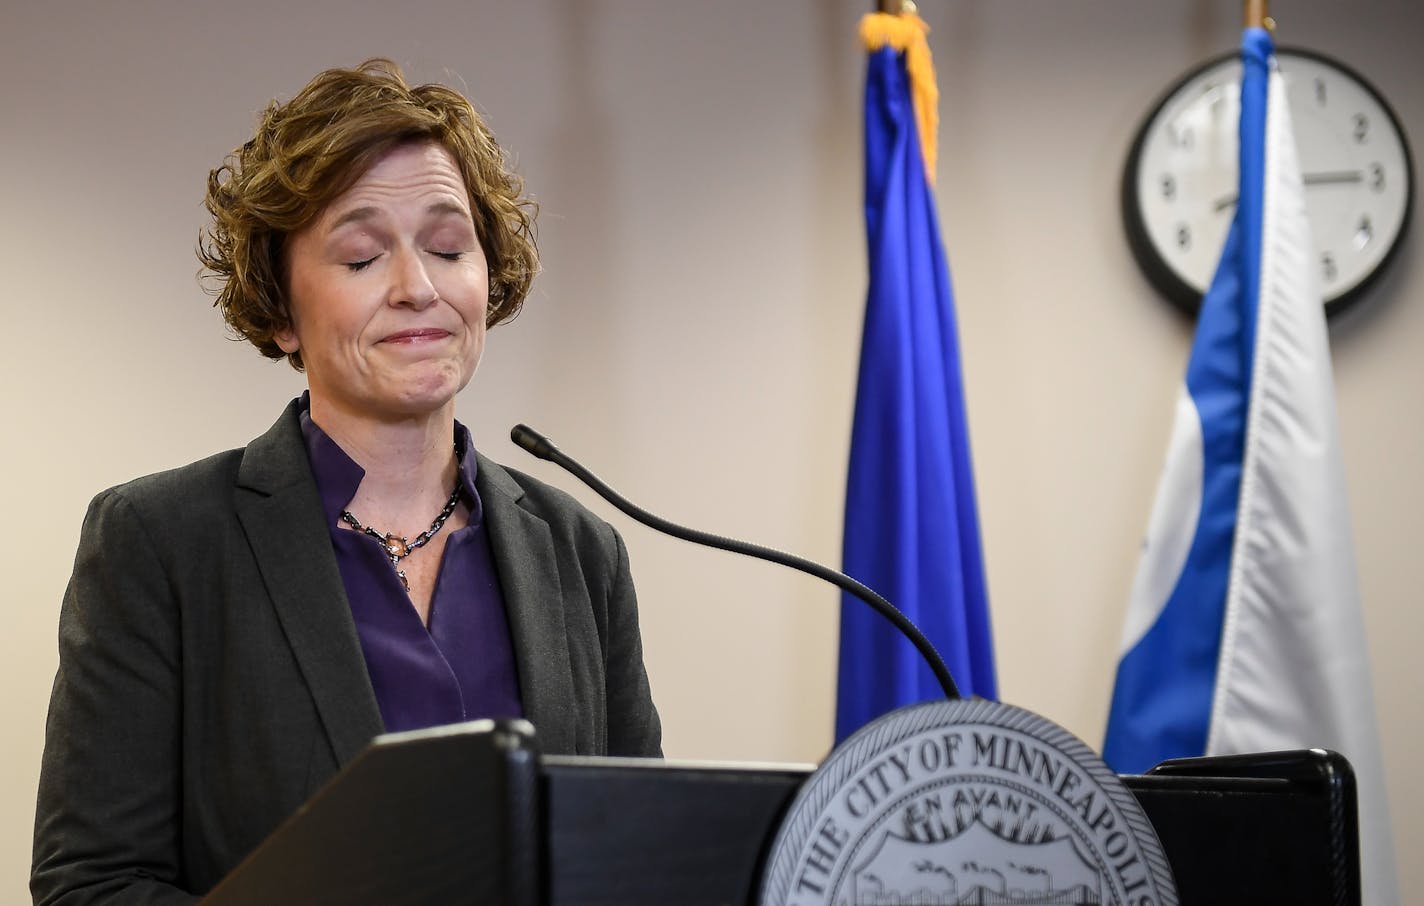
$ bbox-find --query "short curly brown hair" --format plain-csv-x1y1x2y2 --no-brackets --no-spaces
200,59,538,370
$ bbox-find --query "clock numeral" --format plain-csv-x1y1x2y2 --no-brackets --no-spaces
1370,163,1385,191
1204,82,1227,119
1356,216,1374,249
1161,174,1176,201
1176,223,1191,251
1314,78,1327,106
1322,252,1338,283
1353,113,1369,143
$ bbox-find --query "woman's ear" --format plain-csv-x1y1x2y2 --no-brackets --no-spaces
274,325,300,355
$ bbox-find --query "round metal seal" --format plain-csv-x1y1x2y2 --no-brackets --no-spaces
760,699,1177,906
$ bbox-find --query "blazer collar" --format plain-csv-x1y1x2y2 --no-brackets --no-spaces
475,454,580,755
234,399,384,766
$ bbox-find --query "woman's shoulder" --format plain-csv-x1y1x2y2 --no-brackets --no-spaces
94,401,306,522
72,447,257,570
475,453,619,544
477,454,588,513
99,448,248,515
73,452,251,560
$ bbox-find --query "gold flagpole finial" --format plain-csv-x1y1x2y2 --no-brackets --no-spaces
861,2,937,183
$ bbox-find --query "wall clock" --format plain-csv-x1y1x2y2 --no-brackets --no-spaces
1122,47,1414,318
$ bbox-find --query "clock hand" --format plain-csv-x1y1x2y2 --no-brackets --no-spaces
1211,169,1366,213
1302,169,1364,185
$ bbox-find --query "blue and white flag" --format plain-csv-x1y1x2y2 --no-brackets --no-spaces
1104,28,1397,903
836,11,996,743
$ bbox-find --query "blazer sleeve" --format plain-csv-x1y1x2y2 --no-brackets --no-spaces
603,524,662,758
32,489,198,906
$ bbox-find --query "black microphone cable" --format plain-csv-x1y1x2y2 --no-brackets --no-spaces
510,424,960,701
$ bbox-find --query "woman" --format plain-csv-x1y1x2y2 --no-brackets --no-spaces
33,59,660,904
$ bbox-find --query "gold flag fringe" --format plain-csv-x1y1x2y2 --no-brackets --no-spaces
860,10,939,186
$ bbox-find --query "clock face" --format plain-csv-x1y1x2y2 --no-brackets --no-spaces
1124,48,1414,317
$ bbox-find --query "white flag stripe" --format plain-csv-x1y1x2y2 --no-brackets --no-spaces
1119,388,1203,654
1210,65,1398,905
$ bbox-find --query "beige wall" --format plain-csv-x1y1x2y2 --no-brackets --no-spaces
3,0,1420,899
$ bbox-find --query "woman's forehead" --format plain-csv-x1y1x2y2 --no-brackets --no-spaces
320,142,473,228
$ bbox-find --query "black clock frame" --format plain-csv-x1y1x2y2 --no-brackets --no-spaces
1121,45,1415,321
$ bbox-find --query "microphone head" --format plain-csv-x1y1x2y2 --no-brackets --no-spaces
510,424,557,461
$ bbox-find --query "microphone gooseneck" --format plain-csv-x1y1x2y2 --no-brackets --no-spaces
509,424,961,700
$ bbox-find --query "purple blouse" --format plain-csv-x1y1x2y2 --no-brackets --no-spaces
299,405,524,732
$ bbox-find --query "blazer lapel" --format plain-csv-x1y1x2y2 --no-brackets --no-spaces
234,401,384,766
477,455,578,754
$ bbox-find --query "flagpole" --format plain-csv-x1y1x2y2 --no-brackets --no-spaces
1243,0,1271,29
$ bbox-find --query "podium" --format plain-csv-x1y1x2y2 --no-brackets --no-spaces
201,720,1360,906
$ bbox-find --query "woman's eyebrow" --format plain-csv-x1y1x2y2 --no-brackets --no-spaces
327,205,381,232
424,200,473,221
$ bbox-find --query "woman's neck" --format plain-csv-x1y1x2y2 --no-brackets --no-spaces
308,395,461,531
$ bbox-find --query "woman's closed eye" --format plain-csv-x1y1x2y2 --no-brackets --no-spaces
343,248,467,271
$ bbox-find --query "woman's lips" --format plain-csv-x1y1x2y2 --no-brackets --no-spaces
381,328,451,344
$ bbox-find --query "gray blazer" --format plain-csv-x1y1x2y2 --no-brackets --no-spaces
32,400,660,905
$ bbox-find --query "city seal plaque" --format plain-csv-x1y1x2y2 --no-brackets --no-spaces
759,698,1178,906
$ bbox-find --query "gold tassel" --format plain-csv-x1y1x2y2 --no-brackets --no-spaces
860,9,939,186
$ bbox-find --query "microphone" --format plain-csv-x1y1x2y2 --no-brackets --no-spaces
510,424,960,700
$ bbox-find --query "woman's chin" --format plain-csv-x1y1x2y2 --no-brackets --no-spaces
385,381,463,419
311,378,465,425
390,358,476,405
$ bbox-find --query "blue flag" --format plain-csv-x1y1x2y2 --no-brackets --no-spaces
836,15,996,743
1102,29,1268,773
1104,28,1396,900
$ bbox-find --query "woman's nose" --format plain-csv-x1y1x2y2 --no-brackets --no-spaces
391,248,439,309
